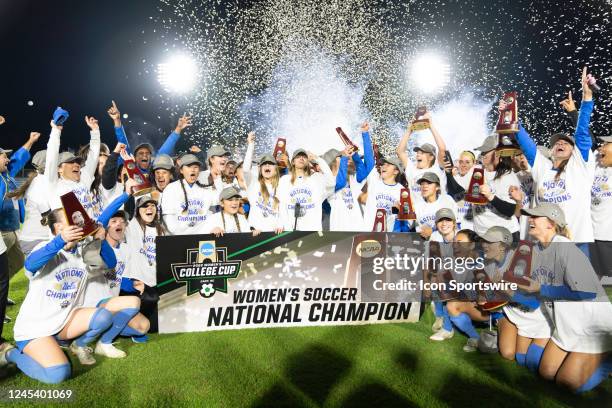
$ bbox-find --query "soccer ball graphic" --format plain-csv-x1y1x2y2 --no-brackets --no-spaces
200,283,215,298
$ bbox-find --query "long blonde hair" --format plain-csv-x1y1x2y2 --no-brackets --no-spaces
289,159,312,184
258,165,280,210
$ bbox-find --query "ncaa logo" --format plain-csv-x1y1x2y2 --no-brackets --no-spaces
200,242,215,257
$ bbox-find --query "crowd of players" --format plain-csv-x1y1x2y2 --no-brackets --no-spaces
0,67,610,391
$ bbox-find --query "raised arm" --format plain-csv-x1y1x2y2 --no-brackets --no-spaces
8,132,39,177
396,127,412,169
242,132,256,185
24,226,83,274
335,155,349,192
45,121,62,185
158,114,192,156
82,116,101,184
107,101,132,153
574,67,594,161
426,113,447,165
355,122,374,182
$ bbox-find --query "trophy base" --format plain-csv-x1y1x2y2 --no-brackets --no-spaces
496,147,522,157
133,186,154,197
397,211,417,221
480,300,508,311
465,195,488,205
496,125,519,134
77,223,100,241
410,120,430,132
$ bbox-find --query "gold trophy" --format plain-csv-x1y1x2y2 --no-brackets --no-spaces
335,127,358,152
124,159,153,196
372,209,387,232
273,138,287,168
398,188,417,220
496,92,521,157
464,167,488,205
60,192,99,239
503,240,533,286
410,106,430,132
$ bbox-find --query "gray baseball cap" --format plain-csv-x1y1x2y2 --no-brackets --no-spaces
152,154,174,171
207,145,230,158
381,156,405,173
259,154,277,166
136,195,157,208
413,143,436,154
549,132,575,148
32,150,47,170
521,202,567,228
0,147,13,156
322,149,341,166
417,171,440,185
291,148,308,161
435,208,456,223
598,136,612,144
220,186,241,201
58,151,84,166
475,135,498,153
134,143,154,155
179,154,202,167
479,226,513,245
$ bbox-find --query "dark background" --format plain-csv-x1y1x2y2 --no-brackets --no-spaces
1,0,610,157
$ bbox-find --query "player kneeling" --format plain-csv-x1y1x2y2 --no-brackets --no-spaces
0,209,117,383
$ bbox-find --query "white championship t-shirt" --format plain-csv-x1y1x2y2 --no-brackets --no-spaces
472,170,520,236
591,158,612,241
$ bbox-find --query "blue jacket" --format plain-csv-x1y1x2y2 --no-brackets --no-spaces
0,147,30,231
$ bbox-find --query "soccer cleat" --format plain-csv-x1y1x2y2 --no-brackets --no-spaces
69,342,96,365
0,343,14,367
131,335,149,344
429,328,454,341
463,337,479,352
431,317,443,332
95,342,127,359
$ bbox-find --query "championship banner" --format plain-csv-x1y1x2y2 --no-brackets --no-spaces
155,232,426,333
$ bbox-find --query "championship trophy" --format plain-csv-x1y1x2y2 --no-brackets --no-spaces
124,159,153,196
410,106,430,132
503,240,533,286
273,138,287,168
372,209,386,232
60,192,99,239
398,188,417,220
496,92,521,157
473,270,508,311
335,127,358,153
464,167,488,205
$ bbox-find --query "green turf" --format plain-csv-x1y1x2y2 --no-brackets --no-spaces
1,272,611,408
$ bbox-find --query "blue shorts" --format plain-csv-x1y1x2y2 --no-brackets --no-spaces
16,333,64,351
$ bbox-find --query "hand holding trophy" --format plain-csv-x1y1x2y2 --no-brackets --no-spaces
121,147,153,196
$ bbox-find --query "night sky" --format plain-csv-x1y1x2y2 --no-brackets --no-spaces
1,0,611,158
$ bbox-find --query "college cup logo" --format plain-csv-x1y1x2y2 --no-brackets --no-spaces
170,240,241,298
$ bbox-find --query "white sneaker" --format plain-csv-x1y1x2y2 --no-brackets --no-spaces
95,341,126,359
69,342,96,365
463,337,479,352
0,343,15,367
431,317,444,332
429,328,454,341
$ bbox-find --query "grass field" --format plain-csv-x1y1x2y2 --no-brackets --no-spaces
1,272,611,408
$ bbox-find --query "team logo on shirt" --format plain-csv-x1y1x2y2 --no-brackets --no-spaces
170,240,242,298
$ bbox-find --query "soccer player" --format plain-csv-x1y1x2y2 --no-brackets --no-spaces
518,203,612,392
0,210,117,383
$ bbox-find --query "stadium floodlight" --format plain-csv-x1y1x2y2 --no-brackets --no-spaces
410,54,451,94
157,54,199,94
